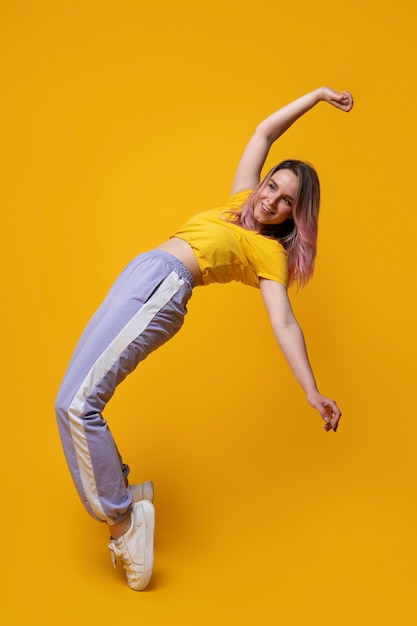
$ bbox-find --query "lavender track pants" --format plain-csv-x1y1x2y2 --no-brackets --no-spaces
55,250,194,525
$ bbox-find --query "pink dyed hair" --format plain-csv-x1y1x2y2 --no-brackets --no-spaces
228,160,320,287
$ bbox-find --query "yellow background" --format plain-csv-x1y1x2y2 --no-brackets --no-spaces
1,0,416,624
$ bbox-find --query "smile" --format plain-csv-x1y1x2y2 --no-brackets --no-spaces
261,202,274,215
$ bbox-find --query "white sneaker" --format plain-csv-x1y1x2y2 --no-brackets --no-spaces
108,500,155,591
128,481,154,503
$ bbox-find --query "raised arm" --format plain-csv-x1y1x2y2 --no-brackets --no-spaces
232,86,353,195
260,278,342,432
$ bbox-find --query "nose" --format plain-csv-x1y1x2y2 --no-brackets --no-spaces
267,189,277,206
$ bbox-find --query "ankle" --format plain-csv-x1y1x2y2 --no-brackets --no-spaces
109,513,131,539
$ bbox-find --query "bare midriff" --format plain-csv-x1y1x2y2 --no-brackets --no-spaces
157,237,203,286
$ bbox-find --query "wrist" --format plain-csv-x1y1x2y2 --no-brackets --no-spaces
305,387,320,403
314,87,326,103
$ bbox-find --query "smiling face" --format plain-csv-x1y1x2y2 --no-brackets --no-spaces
253,169,299,226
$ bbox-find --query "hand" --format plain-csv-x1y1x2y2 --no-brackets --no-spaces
320,87,354,113
306,390,342,432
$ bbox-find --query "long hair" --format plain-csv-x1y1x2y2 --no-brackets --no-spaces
228,160,320,287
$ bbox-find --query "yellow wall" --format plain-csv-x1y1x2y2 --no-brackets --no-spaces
1,0,417,624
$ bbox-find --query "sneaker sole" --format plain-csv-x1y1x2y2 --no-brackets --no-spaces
128,481,154,503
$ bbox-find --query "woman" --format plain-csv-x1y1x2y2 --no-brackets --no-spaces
55,85,353,591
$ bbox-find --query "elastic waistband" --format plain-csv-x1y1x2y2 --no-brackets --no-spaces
146,249,195,288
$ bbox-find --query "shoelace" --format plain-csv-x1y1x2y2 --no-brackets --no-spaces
109,546,117,569
108,539,129,570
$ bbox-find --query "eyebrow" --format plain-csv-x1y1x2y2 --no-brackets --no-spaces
269,177,295,201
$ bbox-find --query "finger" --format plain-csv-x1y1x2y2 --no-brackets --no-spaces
343,92,354,111
324,404,334,419
329,99,351,112
324,403,341,432
331,411,342,431
322,410,332,431
332,92,353,111
332,412,342,432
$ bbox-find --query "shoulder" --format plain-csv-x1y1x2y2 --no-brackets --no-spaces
225,189,253,210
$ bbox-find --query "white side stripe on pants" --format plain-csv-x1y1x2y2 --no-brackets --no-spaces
67,271,184,522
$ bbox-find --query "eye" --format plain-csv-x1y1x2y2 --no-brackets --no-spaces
268,182,276,191
283,197,292,206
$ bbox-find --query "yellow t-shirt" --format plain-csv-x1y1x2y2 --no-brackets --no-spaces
172,190,288,288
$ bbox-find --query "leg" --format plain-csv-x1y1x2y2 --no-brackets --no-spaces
55,250,194,525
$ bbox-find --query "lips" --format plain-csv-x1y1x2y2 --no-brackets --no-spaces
261,202,273,216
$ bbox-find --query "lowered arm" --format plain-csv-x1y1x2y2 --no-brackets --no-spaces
260,277,342,431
